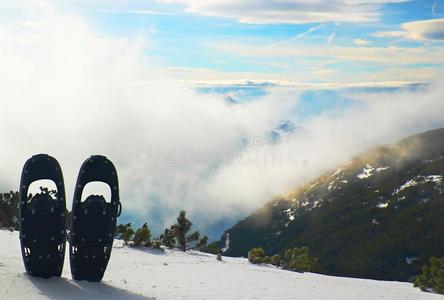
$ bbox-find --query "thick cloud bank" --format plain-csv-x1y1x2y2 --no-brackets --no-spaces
1,1,443,237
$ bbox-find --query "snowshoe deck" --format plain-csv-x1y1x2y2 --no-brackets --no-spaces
70,155,121,282
19,154,66,278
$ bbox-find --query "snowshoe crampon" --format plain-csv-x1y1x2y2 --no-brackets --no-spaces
70,155,121,282
19,154,66,278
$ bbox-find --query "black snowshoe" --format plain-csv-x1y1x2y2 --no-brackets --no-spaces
19,154,67,278
69,155,121,282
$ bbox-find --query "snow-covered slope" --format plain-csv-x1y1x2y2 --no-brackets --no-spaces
0,230,440,300
223,128,444,282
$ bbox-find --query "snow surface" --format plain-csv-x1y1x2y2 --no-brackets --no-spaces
392,175,443,195
377,202,389,209
0,230,442,300
357,165,390,180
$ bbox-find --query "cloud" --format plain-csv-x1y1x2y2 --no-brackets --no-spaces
372,18,444,41
372,31,406,38
212,41,444,66
327,33,336,46
205,76,444,222
353,38,371,46
402,18,444,40
157,0,410,24
0,1,293,235
1,1,444,239
269,24,325,47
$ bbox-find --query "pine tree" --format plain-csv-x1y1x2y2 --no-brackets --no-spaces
123,226,135,245
160,227,176,249
133,222,152,247
414,257,444,294
173,210,195,251
115,223,132,238
188,230,200,245
0,191,19,230
174,210,191,251
280,247,317,272
248,247,265,264
204,241,222,255
197,235,208,250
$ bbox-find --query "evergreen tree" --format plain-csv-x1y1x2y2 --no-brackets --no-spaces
151,239,164,251
188,230,200,246
173,210,199,251
0,191,19,230
115,223,132,238
279,247,317,272
160,227,176,249
204,241,222,255
248,247,265,264
197,235,208,250
174,210,192,251
133,222,152,247
270,254,280,266
123,226,135,245
414,257,444,294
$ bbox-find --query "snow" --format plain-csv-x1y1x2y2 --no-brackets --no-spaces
420,198,429,204
309,181,319,189
376,167,390,172
392,175,443,195
221,233,230,253
377,202,389,209
357,164,375,179
284,208,296,220
312,199,322,208
357,165,390,179
331,168,342,177
425,156,444,164
406,257,418,265
0,230,441,300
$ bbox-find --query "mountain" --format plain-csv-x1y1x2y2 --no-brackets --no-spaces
221,128,444,282
270,120,298,143
224,95,240,105
0,230,439,299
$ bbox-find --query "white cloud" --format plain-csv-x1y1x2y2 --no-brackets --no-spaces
327,33,336,46
312,68,336,76
213,42,444,66
372,31,406,38
402,18,444,40
0,1,293,234
353,38,371,46
205,76,444,216
372,18,444,41
157,0,410,24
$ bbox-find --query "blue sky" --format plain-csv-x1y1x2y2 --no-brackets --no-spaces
56,0,444,90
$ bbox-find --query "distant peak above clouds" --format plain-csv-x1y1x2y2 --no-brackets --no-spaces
157,0,410,24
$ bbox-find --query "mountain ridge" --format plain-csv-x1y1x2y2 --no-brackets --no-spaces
221,128,444,281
